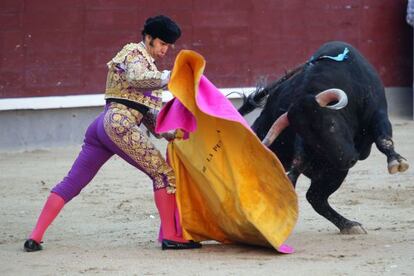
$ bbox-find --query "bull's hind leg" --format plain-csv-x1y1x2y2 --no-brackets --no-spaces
306,169,367,234
372,111,409,174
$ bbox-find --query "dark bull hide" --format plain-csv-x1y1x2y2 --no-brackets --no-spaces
238,41,409,234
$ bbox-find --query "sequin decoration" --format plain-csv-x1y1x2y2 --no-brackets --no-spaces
105,42,163,111
103,103,176,193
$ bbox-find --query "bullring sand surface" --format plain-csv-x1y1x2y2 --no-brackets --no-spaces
0,117,413,275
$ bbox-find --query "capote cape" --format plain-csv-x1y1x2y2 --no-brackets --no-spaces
156,50,298,252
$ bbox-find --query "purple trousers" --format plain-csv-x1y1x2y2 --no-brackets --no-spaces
52,102,176,203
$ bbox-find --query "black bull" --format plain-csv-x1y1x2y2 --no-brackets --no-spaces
238,41,409,234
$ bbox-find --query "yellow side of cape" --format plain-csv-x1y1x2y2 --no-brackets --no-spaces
167,50,298,249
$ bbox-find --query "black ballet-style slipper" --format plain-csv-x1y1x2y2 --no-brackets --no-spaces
23,239,43,252
161,239,202,250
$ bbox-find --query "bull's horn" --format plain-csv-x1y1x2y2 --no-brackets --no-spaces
315,88,348,110
262,112,289,147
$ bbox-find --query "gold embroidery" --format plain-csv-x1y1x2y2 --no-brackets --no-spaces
105,42,164,111
108,43,140,66
104,103,176,192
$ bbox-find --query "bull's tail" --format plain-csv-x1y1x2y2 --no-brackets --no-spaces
237,63,306,116
237,82,269,116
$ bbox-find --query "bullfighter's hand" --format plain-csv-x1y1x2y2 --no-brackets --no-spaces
160,70,171,87
160,131,176,141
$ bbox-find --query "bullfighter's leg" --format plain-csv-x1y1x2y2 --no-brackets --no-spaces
24,113,114,251
371,110,409,174
102,103,200,247
306,169,367,234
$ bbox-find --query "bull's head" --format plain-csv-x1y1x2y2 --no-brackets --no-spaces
263,88,359,170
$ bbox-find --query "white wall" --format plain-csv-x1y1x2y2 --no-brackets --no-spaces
0,88,411,152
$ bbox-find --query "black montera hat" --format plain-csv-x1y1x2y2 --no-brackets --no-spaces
142,15,181,44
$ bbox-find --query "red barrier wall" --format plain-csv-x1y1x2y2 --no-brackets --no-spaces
0,0,412,98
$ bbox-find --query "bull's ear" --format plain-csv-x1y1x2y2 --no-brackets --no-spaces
315,88,348,110
262,112,289,147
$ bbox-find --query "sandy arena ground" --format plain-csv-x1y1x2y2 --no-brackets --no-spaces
0,117,413,276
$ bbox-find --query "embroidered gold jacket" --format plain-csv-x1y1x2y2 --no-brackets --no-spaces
105,42,164,110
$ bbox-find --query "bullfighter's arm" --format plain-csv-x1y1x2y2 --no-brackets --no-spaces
124,54,170,90
142,110,175,141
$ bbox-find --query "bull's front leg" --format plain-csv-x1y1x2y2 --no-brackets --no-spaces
287,136,306,187
306,168,367,234
371,110,409,174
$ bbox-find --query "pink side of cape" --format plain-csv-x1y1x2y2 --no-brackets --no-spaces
156,75,250,134
196,75,250,128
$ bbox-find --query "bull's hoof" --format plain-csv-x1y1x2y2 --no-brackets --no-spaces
340,222,367,235
388,159,409,174
398,159,409,172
